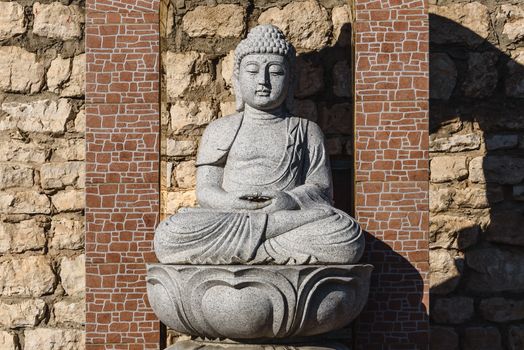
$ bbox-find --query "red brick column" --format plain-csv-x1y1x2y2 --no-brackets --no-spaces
85,1,160,349
353,0,430,348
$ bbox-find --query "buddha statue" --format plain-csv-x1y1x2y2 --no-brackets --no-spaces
155,24,364,265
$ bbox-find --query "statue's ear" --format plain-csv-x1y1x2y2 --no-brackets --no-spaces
232,75,245,112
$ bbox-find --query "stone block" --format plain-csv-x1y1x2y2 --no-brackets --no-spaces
509,325,524,350
430,156,468,183
430,133,481,152
50,215,84,250
165,190,197,214
53,298,85,325
0,219,45,254
0,256,55,297
61,54,85,97
430,327,458,350
321,103,353,134
0,299,46,328
292,99,317,122
430,215,478,250
0,164,34,189
463,327,502,350
170,100,214,134
60,255,85,297
2,191,51,214
173,160,196,189
32,2,84,40
52,138,85,161
514,185,524,201
40,162,85,189
429,249,461,295
0,99,72,134
0,2,25,40
74,109,85,133
462,52,498,99
432,297,474,324
484,209,524,246
331,5,351,47
469,156,524,185
51,189,84,212
164,51,212,100
0,46,45,94
219,101,236,117
166,139,198,157
498,5,524,43
24,328,84,350
485,134,519,150
506,48,524,98
429,2,490,47
47,55,71,93
429,53,457,100
182,4,245,38
0,140,48,163
220,50,235,88
295,57,323,98
480,298,524,322
258,0,331,52
332,61,351,97
0,331,17,350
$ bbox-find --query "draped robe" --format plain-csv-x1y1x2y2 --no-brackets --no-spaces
154,113,364,264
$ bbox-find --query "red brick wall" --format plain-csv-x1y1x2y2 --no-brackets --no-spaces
85,1,160,349
353,1,430,349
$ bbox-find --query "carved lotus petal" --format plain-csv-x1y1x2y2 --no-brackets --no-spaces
146,265,372,340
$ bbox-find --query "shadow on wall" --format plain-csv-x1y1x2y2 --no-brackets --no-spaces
429,9,524,350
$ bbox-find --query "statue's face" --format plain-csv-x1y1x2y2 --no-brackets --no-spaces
238,54,290,111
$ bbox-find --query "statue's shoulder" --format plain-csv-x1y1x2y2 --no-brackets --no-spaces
197,112,243,166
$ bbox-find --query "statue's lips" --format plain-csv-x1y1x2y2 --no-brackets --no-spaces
255,90,271,96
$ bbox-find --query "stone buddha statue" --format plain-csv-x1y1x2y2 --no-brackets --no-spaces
155,24,364,265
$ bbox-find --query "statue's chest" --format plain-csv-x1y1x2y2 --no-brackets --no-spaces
229,122,287,163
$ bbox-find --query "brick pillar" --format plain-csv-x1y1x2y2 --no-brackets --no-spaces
85,1,160,349
353,0,430,348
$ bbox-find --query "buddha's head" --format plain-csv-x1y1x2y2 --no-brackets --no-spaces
233,24,296,112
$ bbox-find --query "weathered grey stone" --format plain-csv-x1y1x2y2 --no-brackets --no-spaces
74,109,85,133
148,264,372,339
430,215,478,249
0,140,48,163
462,52,498,98
467,246,524,292
430,133,481,152
0,219,45,254
165,190,197,214
5,190,51,214
0,99,72,133
166,139,198,157
0,256,55,297
463,327,502,350
432,297,474,324
509,325,524,350
429,249,461,295
498,5,524,43
32,2,84,40
61,54,85,97
51,189,84,212
171,100,214,134
480,298,524,322
173,161,196,189
60,254,85,297
430,156,468,183
484,209,524,246
182,4,245,38
258,0,331,51
50,215,84,250
295,57,323,98
24,328,85,350
429,2,490,47
469,156,524,185
40,162,85,189
332,61,351,97
0,299,46,328
0,164,34,189
47,56,71,93
0,46,45,94
430,327,459,350
0,331,17,350
0,2,25,40
165,51,212,100
486,134,519,150
331,5,351,47
292,99,317,122
52,138,85,161
429,53,457,100
54,298,85,325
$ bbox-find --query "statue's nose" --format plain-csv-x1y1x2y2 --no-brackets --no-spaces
257,71,269,85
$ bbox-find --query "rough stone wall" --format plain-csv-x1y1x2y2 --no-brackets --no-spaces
428,1,524,349
0,1,85,349
160,0,354,219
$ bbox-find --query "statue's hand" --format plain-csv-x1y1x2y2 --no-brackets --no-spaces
260,190,299,213
226,190,271,210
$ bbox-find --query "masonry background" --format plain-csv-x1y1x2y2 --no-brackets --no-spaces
0,0,523,349
0,0,86,349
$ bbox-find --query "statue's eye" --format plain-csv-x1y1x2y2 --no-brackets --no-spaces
245,64,259,74
269,65,285,76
